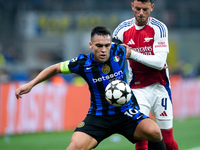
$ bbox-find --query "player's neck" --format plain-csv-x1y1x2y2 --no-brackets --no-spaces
135,17,149,26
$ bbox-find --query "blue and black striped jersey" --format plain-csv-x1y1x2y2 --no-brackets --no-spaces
67,43,137,116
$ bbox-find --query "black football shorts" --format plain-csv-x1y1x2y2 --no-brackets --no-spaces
74,109,148,146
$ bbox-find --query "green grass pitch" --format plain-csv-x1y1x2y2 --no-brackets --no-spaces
0,116,200,150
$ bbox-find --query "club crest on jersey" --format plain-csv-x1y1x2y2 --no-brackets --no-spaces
144,37,153,43
77,122,85,128
102,64,110,74
113,56,119,62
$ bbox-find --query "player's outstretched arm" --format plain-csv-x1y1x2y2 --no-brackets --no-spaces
15,63,61,99
119,43,167,70
128,50,167,70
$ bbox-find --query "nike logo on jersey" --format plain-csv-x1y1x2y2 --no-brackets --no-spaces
86,66,94,70
136,114,142,120
144,37,153,43
127,39,135,45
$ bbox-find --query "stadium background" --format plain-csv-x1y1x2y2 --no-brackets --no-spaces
0,0,200,149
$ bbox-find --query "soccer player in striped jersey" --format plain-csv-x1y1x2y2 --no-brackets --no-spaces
113,0,179,150
15,26,165,150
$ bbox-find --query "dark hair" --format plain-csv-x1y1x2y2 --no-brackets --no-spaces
134,0,153,4
91,26,111,41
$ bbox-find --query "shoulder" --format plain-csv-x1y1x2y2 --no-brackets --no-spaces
118,18,135,27
148,17,168,38
72,53,89,61
111,43,125,50
66,53,92,73
113,18,135,35
149,17,167,27
69,53,91,65
111,43,126,55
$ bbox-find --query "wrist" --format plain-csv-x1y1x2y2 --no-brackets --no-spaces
130,50,137,60
29,80,37,88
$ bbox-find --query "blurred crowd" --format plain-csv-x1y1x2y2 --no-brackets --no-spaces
1,39,200,84
0,0,199,28
0,0,200,83
0,41,84,84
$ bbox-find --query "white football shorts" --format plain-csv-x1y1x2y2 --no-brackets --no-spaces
132,83,173,129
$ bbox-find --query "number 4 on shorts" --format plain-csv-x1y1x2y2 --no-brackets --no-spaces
161,98,167,110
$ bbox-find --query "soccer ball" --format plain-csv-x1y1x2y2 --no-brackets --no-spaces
105,80,132,107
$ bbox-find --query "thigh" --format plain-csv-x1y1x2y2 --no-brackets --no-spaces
138,104,151,116
132,88,151,116
67,131,98,150
117,108,148,144
133,118,162,141
151,84,173,129
74,114,112,144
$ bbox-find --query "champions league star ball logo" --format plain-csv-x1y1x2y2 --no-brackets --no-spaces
105,80,132,107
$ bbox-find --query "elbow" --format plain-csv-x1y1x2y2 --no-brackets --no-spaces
50,63,61,74
156,61,166,70
155,54,166,70
157,66,164,71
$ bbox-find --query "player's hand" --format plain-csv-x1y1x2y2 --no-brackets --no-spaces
163,64,168,69
121,44,131,59
15,83,33,99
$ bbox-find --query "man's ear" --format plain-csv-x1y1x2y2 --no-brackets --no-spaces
151,4,155,12
131,2,134,11
89,41,92,49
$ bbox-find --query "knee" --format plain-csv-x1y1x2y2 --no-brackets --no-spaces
66,135,97,150
144,119,162,142
66,142,81,150
148,127,162,142
134,118,162,142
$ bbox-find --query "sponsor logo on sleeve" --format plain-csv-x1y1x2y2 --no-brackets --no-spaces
155,42,167,48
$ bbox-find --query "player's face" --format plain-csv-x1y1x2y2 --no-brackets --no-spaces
131,0,154,26
89,34,111,63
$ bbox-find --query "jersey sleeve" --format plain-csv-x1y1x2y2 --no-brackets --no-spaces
112,22,125,43
153,22,169,54
60,53,87,75
112,18,134,44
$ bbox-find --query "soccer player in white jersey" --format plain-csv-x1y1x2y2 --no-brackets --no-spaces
113,0,179,150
